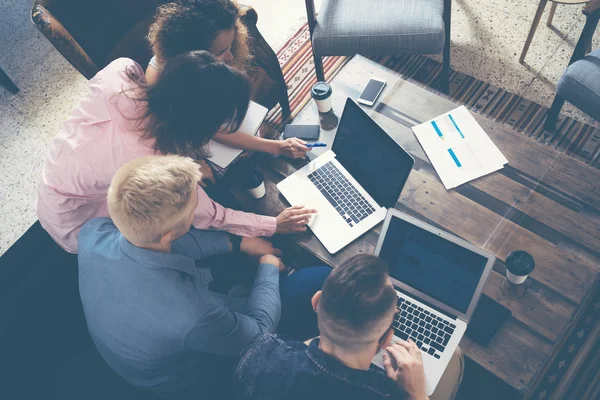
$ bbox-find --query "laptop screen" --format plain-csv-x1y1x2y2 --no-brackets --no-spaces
378,215,489,314
332,99,414,208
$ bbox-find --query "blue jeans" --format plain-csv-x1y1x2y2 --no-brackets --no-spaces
278,266,331,341
208,255,331,340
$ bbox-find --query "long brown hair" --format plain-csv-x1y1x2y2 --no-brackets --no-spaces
124,50,251,158
147,0,251,70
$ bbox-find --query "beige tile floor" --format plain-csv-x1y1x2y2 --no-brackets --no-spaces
0,0,598,255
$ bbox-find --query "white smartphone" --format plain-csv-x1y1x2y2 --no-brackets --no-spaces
357,77,386,106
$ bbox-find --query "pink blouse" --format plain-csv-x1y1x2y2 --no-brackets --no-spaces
36,58,276,254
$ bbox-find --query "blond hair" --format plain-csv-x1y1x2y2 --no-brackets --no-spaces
107,155,201,245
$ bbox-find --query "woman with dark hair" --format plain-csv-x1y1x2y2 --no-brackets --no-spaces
36,51,316,254
146,0,310,160
133,50,250,158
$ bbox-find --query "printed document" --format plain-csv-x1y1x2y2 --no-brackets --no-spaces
412,106,508,189
207,101,268,168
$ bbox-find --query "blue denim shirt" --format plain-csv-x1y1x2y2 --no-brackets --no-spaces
235,333,404,400
78,218,281,399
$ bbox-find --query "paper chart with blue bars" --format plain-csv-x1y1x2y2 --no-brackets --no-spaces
412,106,508,190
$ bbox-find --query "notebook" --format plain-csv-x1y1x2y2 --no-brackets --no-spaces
207,101,268,168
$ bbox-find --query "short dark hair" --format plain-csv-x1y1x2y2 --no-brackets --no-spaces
125,50,251,158
318,254,397,349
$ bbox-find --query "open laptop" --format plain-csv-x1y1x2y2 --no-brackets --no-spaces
371,209,495,395
277,98,414,254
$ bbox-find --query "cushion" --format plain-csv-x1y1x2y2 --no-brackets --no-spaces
557,48,600,121
312,0,445,57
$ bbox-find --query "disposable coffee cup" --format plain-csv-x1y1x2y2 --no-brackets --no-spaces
311,82,333,113
505,250,535,284
245,170,265,199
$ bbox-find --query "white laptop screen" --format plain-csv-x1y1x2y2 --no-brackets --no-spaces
378,215,489,315
332,99,414,208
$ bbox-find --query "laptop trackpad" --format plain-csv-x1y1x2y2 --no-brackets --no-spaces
286,177,348,234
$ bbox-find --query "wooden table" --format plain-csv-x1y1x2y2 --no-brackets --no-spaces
235,55,600,396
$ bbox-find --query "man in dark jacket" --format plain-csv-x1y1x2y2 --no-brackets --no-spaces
235,254,463,400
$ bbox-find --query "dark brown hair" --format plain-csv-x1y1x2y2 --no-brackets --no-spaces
148,0,250,69
125,50,251,158
319,254,397,347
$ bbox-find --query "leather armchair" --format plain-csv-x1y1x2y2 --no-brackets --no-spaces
31,0,290,120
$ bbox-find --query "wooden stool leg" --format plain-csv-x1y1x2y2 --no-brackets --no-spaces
547,2,557,26
520,0,549,63
0,67,19,94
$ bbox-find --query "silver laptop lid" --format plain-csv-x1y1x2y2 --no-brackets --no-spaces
374,209,495,322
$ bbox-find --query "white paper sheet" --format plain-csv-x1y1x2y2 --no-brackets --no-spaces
207,101,268,168
411,106,508,190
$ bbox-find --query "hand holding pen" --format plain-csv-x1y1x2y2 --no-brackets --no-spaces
306,143,327,148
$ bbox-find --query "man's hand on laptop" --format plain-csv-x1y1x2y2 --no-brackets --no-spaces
240,237,282,258
259,255,286,272
276,206,318,234
277,138,311,159
382,340,428,400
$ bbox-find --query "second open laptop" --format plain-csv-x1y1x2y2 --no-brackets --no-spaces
277,98,415,254
371,209,495,395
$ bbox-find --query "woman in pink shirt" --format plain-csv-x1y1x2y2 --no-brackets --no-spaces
36,51,316,253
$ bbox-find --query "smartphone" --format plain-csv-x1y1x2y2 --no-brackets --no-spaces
283,124,320,141
357,77,386,106
465,294,512,347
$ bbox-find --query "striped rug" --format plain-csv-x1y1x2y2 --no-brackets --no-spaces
265,24,600,168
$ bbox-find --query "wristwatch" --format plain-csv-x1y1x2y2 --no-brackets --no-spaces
230,234,242,253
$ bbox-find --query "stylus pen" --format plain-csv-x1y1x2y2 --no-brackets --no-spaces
306,143,327,148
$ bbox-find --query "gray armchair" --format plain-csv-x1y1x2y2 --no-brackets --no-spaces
305,0,452,93
544,0,600,131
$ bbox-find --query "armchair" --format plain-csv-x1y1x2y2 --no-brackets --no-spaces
543,0,600,131
305,0,452,93
30,0,290,119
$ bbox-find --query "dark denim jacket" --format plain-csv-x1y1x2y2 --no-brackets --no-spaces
235,333,404,400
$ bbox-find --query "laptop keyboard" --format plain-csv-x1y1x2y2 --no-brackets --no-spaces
307,161,376,227
392,297,456,359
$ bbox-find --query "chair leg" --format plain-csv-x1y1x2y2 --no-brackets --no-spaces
0,66,19,94
441,0,452,94
441,44,451,94
267,53,291,121
547,2,557,26
257,42,291,120
520,0,548,63
568,14,600,65
313,53,325,82
544,95,565,132
239,6,291,121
